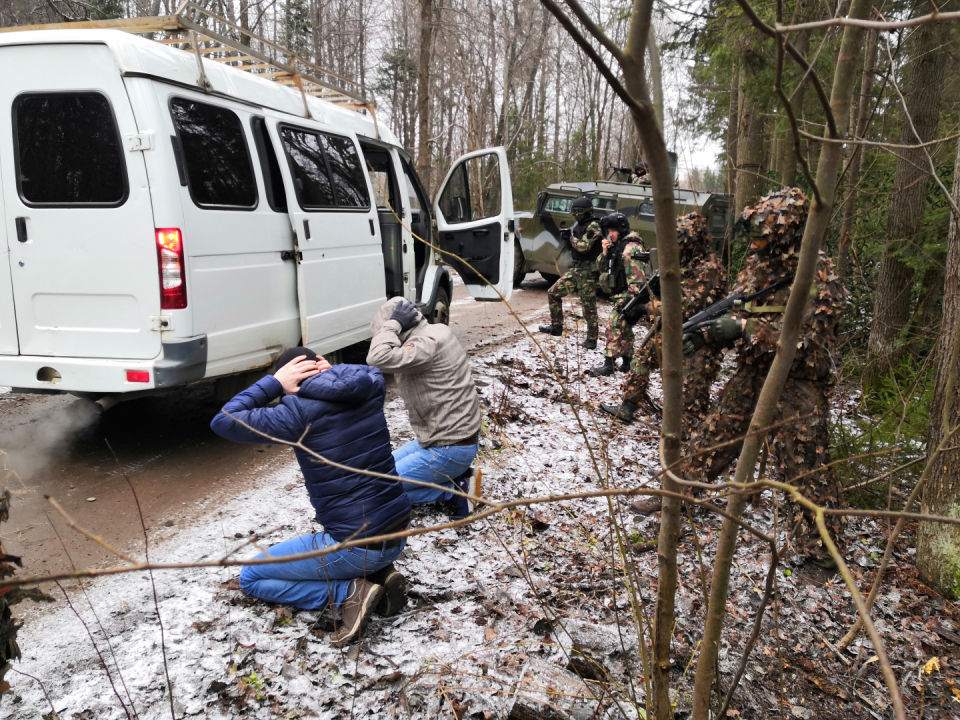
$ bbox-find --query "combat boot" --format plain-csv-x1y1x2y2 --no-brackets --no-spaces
630,497,663,515
538,324,562,336
618,356,632,372
582,338,598,349
586,357,616,377
600,400,637,423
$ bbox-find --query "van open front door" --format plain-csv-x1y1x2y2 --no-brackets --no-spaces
434,148,515,302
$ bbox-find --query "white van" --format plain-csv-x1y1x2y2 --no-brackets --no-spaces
0,23,514,405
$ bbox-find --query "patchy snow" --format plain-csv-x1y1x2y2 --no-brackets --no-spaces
6,321,958,720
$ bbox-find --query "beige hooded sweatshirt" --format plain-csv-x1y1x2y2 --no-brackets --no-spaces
367,297,481,448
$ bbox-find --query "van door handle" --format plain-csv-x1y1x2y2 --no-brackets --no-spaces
15,217,27,243
302,219,311,240
472,228,490,235
369,219,375,236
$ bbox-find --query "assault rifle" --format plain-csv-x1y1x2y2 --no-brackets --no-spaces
681,276,793,334
618,272,661,326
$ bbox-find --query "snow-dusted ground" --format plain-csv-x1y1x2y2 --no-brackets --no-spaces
6,317,957,720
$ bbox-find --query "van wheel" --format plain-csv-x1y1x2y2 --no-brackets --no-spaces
430,287,450,325
512,241,527,287
540,272,560,286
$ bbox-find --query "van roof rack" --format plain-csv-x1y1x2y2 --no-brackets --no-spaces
0,0,374,114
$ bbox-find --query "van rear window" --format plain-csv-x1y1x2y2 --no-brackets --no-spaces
280,126,370,211
170,98,257,209
14,92,127,206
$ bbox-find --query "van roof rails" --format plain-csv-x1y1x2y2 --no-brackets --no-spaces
0,0,374,115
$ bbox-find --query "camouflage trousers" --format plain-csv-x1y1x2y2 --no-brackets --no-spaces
548,267,599,340
622,337,722,429
603,292,635,358
679,364,842,562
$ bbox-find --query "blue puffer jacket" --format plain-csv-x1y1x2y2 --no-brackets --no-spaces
210,364,410,541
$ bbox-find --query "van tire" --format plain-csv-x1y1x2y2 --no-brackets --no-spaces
429,287,450,325
540,272,559,286
512,241,526,287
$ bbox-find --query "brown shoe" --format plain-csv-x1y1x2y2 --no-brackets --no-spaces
367,564,407,617
332,579,384,646
631,497,663,515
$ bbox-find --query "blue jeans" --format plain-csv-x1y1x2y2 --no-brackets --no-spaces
393,439,478,505
239,531,405,611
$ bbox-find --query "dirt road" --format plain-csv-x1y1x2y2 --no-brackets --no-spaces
1,276,551,587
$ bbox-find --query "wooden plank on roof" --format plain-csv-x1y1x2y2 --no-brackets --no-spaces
0,15,181,33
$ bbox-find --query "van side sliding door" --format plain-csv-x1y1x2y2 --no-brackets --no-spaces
434,147,514,302
261,113,385,352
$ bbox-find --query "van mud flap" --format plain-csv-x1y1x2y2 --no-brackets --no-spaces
155,335,207,388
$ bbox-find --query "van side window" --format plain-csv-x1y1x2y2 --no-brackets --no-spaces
250,117,287,213
320,135,370,208
14,92,127,206
280,127,335,208
170,98,257,209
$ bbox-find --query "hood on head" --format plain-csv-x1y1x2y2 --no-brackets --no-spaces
297,364,384,403
369,297,427,339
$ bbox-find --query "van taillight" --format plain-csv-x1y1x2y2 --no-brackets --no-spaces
156,228,186,309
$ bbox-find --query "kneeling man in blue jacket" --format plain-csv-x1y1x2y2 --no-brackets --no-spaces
211,347,412,645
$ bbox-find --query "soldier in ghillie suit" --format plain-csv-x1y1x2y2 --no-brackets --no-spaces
538,197,603,348
600,212,727,424
633,189,846,565
587,212,649,377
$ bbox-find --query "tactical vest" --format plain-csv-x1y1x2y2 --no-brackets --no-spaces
601,236,632,295
570,217,602,264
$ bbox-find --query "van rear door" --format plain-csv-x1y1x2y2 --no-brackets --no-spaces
434,147,515,301
0,168,18,355
0,44,161,360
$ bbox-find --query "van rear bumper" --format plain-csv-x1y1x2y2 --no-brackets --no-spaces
0,335,208,394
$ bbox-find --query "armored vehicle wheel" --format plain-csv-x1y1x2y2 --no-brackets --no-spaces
540,272,560,286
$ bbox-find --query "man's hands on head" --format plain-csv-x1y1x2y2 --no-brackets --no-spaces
275,355,323,395
390,300,421,332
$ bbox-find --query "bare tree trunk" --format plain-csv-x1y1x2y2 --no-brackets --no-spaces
837,30,879,282
734,63,767,214
691,0,876,715
917,137,960,600
416,0,435,192
864,6,947,389
647,25,663,131
773,0,810,185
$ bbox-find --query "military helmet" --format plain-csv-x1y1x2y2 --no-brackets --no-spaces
736,188,808,255
633,162,647,174
600,211,631,237
676,212,711,259
571,197,592,216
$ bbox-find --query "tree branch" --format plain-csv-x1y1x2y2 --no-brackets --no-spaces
779,9,960,31
562,0,625,65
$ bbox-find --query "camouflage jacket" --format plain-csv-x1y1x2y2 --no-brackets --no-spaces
652,252,727,319
598,232,647,295
733,250,845,381
571,220,602,254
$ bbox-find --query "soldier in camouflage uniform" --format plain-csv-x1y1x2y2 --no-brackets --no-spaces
538,197,603,348
634,189,845,564
586,212,649,377
630,162,650,185
600,213,727,424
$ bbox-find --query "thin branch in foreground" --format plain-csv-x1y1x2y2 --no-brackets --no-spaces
106,440,176,720
55,580,134,720
778,9,960,31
